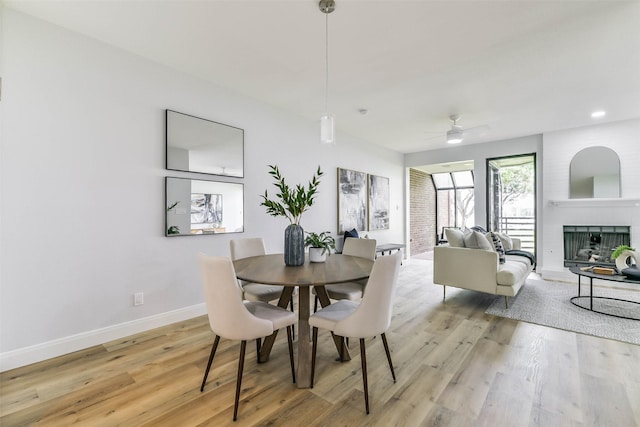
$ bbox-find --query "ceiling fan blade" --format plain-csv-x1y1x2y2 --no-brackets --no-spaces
463,124,490,137
424,134,443,141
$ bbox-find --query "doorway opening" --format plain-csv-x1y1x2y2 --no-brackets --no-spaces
487,154,536,256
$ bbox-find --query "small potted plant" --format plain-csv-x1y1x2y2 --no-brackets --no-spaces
305,231,336,263
166,201,181,235
611,245,638,271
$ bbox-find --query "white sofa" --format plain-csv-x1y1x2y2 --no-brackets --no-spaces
433,230,534,307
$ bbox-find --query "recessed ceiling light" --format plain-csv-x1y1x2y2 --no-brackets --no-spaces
591,110,606,118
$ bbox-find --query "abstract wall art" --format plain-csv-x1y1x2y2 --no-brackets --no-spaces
368,174,390,230
337,168,368,233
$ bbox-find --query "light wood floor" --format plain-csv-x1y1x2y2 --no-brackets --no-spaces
2,259,639,426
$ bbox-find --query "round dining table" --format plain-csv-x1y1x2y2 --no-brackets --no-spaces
233,253,374,388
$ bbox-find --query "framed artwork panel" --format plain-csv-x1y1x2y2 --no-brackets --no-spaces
337,168,368,233
368,174,390,230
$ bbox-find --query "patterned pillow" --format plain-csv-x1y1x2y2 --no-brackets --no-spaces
487,232,506,264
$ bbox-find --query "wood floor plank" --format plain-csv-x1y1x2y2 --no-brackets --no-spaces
2,258,639,426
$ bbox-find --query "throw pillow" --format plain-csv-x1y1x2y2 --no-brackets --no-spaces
496,232,513,251
463,230,493,251
471,225,488,233
445,228,466,248
486,232,506,264
344,228,359,240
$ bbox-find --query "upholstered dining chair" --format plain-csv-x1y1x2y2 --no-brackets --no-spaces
230,238,295,337
230,238,284,302
309,251,402,414
313,238,377,311
198,254,296,421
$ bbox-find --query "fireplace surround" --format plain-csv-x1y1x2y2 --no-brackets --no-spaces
563,225,630,268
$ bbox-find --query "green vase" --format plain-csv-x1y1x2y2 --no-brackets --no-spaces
284,224,305,266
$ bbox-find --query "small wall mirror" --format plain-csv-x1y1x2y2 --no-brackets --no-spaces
569,146,620,199
166,177,244,236
166,110,244,177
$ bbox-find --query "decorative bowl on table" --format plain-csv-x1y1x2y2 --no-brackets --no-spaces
621,266,640,280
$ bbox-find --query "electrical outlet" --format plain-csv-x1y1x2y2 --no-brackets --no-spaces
134,292,144,306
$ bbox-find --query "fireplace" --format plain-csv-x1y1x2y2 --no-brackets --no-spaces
563,225,630,267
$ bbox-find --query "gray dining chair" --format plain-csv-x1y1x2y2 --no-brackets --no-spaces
198,254,296,421
309,251,401,414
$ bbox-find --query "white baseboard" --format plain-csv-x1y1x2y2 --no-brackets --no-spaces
0,303,207,372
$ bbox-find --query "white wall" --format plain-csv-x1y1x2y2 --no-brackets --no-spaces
540,118,640,280
0,9,404,370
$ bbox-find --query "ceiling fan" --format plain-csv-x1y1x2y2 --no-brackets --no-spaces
426,115,490,144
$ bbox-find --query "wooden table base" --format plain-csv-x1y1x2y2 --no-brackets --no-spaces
258,284,350,388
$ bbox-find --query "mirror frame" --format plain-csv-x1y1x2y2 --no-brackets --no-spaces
165,176,244,237
165,109,244,178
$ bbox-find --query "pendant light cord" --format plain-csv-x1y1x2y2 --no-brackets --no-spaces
324,10,329,114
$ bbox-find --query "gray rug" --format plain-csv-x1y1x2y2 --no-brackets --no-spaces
485,279,640,345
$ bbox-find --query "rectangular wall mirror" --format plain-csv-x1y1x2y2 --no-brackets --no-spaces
166,109,244,177
166,177,244,236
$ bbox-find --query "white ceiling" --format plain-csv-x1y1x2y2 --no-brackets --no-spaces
6,0,640,154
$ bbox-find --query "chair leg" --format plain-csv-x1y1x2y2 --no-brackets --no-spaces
311,326,318,388
287,326,296,384
504,296,509,308
233,340,247,421
290,297,295,339
256,338,262,362
381,333,396,383
359,338,370,414
443,285,446,302
200,335,220,392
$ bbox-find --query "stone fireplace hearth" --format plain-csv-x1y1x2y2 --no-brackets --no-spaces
563,225,630,267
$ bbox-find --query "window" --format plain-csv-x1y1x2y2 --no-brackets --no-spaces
433,170,474,234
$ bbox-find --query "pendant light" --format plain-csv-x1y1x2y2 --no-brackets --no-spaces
319,0,335,144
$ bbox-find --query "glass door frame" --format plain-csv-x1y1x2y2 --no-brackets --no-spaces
485,153,537,257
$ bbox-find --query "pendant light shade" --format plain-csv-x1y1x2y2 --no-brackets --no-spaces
319,0,335,145
320,113,335,144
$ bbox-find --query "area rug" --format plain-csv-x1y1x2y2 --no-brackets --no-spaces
485,279,640,345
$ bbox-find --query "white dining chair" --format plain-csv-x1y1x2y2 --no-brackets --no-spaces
230,238,284,302
313,238,377,311
198,254,296,421
230,238,295,337
309,251,401,414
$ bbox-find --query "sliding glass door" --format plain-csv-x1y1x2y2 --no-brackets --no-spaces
486,154,536,255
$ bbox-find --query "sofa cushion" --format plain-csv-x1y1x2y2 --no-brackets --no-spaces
505,254,533,268
497,260,530,286
463,230,493,251
445,228,466,248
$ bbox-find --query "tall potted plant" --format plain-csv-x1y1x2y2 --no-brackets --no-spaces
260,165,324,266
